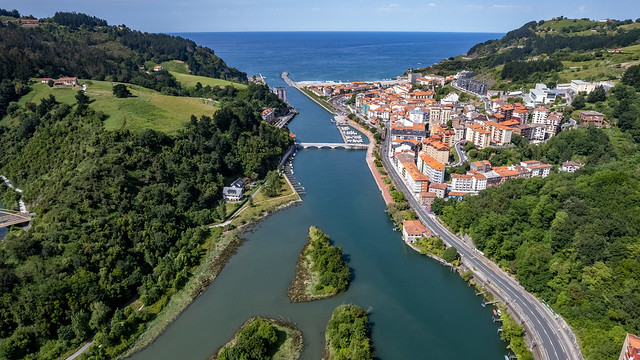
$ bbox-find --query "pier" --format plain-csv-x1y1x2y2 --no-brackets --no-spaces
275,109,298,129
281,72,297,88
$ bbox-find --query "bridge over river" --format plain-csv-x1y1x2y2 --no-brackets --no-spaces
296,142,367,150
0,209,32,228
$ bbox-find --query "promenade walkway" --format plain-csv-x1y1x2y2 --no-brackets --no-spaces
347,120,393,205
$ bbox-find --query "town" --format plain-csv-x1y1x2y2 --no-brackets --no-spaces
301,70,608,209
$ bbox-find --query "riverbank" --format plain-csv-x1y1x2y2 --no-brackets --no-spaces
118,178,301,359
210,317,303,360
288,226,350,302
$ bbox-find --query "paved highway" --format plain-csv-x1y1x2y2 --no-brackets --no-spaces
381,133,582,360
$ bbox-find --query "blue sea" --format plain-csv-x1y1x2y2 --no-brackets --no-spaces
172,32,502,83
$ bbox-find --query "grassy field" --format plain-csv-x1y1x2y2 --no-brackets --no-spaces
159,60,190,74
158,60,247,89
20,80,217,134
171,71,247,89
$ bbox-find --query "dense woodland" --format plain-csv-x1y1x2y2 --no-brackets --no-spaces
0,88,291,359
325,305,373,360
0,11,292,358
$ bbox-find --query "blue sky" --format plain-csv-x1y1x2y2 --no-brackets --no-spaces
4,0,640,33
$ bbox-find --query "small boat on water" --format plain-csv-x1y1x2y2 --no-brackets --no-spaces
481,302,486,307
493,309,498,316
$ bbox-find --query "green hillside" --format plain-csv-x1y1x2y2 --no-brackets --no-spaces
158,61,248,89
420,17,640,91
16,81,217,134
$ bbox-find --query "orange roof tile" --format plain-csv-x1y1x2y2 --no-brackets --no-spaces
403,220,429,236
419,152,445,171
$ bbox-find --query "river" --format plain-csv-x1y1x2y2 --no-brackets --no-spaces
129,61,509,360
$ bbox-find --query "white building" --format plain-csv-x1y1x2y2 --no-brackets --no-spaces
529,83,557,105
402,220,430,243
409,108,426,123
561,161,584,173
417,151,445,184
451,173,487,193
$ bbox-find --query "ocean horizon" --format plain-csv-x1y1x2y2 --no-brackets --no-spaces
170,31,502,82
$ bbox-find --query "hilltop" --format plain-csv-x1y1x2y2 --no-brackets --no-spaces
419,17,640,90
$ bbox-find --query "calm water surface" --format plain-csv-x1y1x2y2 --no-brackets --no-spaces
130,32,507,359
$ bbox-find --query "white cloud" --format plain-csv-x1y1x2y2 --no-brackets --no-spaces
578,5,587,13
379,3,401,11
428,3,437,7
466,4,484,10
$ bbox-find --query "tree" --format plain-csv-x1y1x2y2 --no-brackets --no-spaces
217,201,227,221
622,64,640,90
587,86,606,103
442,246,459,263
112,84,132,98
47,79,54,87
262,171,280,197
572,93,586,110
75,90,90,105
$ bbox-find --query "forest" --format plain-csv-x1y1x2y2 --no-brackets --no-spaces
325,305,373,360
0,11,246,94
434,122,640,359
0,82,291,359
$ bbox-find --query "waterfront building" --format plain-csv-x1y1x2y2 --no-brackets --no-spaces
272,86,287,103
261,108,275,123
396,153,429,195
402,220,431,244
619,333,640,360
